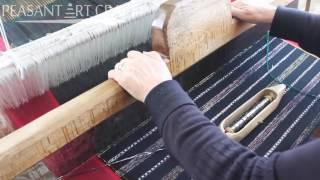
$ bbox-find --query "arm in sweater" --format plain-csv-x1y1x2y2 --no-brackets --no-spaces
145,80,320,180
271,6,320,57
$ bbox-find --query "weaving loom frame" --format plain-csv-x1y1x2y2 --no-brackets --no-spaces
0,0,298,179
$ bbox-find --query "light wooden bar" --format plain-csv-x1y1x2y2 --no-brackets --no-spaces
0,0,292,179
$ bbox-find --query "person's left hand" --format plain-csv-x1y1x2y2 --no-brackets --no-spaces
108,51,172,102
231,0,276,24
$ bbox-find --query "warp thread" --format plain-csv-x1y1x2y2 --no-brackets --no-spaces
0,0,167,109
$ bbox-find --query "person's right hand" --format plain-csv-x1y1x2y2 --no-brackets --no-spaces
231,0,277,24
108,51,172,103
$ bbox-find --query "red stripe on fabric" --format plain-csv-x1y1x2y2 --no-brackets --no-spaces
285,40,299,47
63,156,120,180
0,36,6,51
5,91,59,128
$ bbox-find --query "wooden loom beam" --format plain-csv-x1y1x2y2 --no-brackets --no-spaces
0,0,292,179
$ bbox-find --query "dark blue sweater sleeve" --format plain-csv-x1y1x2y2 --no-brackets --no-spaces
145,80,320,180
270,6,320,57
145,80,277,180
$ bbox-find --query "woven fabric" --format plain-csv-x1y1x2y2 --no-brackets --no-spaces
99,36,320,179
62,156,120,180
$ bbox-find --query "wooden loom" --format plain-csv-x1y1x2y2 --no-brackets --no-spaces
0,0,292,179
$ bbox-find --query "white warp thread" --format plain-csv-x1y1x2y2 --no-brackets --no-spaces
0,110,13,138
0,0,166,109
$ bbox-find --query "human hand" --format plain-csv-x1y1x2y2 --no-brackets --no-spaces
108,51,172,102
231,0,277,24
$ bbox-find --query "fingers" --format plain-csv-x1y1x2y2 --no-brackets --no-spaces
127,50,143,58
109,50,164,84
143,51,170,64
231,0,246,18
128,50,164,63
115,58,132,71
143,51,162,61
108,68,127,85
110,56,136,82
114,63,121,71
127,51,153,63
231,6,243,19
108,69,117,80
231,0,244,7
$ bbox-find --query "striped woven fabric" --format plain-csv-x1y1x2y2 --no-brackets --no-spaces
99,36,320,179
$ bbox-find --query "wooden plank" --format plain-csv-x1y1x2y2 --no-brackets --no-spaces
160,0,251,76
0,0,292,179
305,0,312,11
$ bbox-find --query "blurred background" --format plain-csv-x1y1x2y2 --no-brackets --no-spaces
299,0,320,12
